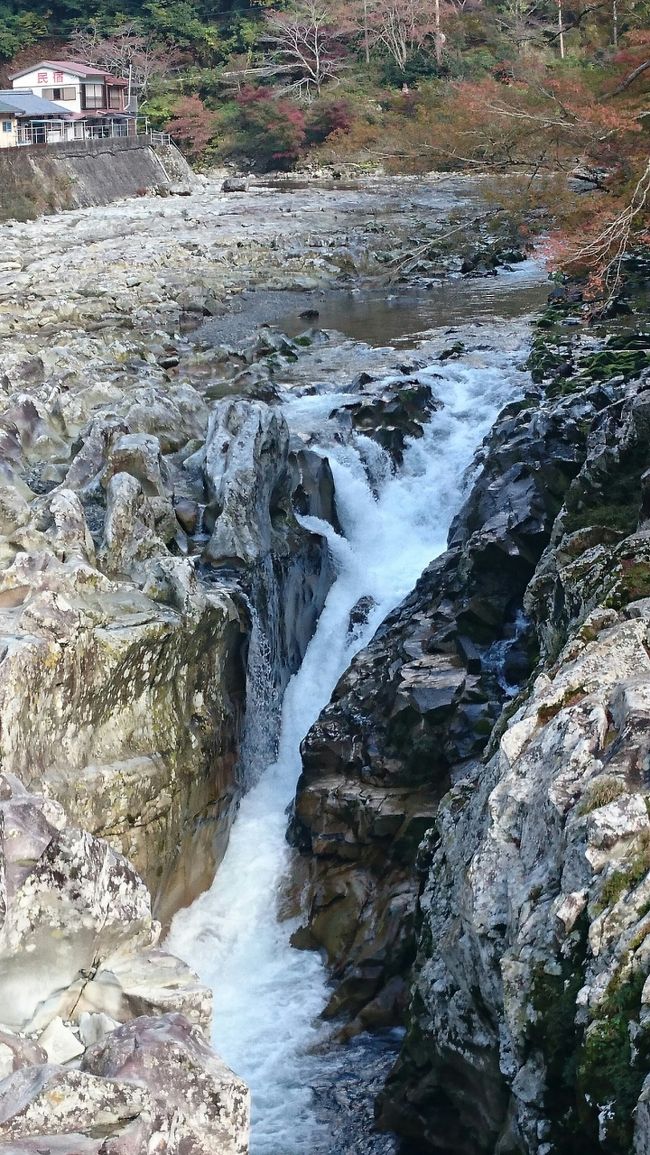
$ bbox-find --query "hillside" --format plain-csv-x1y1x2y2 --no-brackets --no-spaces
1,0,648,292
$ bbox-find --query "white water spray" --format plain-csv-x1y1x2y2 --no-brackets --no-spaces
167,321,534,1154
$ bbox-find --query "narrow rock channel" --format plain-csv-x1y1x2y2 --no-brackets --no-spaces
167,272,547,1152
0,173,552,1152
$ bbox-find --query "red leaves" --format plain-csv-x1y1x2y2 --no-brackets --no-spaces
305,97,352,142
166,96,217,160
231,89,307,166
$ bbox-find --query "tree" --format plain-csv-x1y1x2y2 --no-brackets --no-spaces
362,0,446,74
259,0,347,99
67,20,178,98
557,157,650,297
165,93,217,158
225,86,307,166
0,6,47,60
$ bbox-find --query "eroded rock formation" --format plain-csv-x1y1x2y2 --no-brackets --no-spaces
0,771,249,1152
289,373,597,1034
0,276,335,929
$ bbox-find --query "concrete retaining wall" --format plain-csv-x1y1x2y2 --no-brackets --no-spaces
0,136,195,221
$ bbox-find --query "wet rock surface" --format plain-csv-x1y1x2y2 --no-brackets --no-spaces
328,377,442,464
310,1032,402,1155
289,355,599,1035
363,301,650,1152
0,172,535,1153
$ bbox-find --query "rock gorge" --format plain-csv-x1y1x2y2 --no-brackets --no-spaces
0,171,648,1153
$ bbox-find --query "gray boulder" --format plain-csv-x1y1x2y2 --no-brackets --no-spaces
202,399,292,566
83,1013,249,1154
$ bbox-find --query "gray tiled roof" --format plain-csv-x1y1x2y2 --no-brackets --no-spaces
0,90,73,117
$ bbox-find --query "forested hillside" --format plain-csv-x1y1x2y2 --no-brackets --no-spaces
1,0,648,294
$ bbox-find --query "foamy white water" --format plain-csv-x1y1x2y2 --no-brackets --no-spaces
166,319,534,1154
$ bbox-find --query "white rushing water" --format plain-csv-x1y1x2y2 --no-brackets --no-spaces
166,319,534,1154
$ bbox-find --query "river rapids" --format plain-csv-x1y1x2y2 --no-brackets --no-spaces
166,262,543,1155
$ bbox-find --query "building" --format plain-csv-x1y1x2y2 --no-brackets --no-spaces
10,60,128,118
0,99,18,148
0,61,164,148
0,90,74,147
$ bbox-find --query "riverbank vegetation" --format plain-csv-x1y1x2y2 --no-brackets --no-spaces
0,0,648,295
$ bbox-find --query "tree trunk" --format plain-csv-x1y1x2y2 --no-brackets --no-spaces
558,0,565,59
435,0,442,65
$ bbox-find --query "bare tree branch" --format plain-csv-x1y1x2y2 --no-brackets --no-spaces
607,58,650,96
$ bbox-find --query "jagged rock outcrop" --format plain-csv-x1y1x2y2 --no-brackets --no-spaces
0,771,249,1152
328,376,442,465
380,599,650,1155
0,348,334,926
289,372,605,1034
202,400,292,567
375,349,650,1150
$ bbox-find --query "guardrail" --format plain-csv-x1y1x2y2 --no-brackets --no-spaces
14,117,173,148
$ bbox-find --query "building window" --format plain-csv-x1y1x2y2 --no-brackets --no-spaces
2,120,12,133
108,87,123,109
42,86,76,102
82,83,105,110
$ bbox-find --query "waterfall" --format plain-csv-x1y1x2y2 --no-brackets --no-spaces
166,319,535,1154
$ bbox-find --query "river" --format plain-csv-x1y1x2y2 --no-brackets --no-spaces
166,257,547,1154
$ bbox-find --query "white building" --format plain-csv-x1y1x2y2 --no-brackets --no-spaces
0,90,74,147
0,98,18,148
10,60,128,118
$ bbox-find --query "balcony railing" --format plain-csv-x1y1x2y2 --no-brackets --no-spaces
15,116,157,147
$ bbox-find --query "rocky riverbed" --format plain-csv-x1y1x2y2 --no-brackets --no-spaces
0,170,543,1152
2,166,647,1155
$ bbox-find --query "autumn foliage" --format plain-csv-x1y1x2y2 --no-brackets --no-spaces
2,0,648,289
165,96,217,161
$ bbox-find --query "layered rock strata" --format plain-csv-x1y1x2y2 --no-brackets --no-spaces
0,771,249,1152
290,370,602,1033
291,284,650,1151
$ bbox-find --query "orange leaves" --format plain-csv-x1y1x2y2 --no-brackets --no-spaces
550,158,650,301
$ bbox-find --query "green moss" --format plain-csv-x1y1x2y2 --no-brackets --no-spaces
598,870,632,911
564,502,639,535
527,915,588,1148
579,347,650,382
575,968,649,1153
596,831,650,913
615,561,650,604
528,911,650,1155
537,686,587,724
